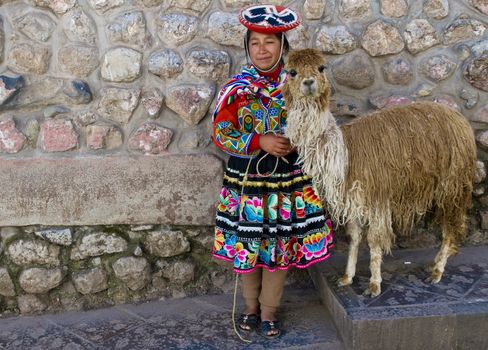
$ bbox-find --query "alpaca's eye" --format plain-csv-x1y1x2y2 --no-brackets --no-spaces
318,65,327,73
288,69,297,78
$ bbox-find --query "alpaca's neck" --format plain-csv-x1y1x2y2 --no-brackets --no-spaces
285,101,348,220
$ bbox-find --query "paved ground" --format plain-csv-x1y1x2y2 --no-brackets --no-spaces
0,287,344,350
311,246,488,350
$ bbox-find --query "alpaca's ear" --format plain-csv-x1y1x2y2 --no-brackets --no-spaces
319,64,328,73
316,50,328,73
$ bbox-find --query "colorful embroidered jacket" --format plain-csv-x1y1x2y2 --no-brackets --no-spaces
212,65,288,158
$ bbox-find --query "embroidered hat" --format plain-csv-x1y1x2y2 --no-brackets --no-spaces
239,4,300,34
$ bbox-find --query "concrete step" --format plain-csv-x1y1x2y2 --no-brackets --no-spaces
0,287,344,350
309,246,488,350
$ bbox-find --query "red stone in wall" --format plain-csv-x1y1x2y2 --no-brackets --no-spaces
0,118,26,153
40,119,78,152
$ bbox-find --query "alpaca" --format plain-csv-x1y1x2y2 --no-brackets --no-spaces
282,49,476,297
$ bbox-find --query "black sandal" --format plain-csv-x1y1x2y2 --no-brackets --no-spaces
260,320,281,339
237,313,260,331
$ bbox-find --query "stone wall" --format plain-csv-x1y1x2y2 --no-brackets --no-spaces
0,0,487,315
0,225,230,315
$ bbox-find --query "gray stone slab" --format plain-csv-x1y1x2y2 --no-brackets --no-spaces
0,287,345,350
455,310,488,350
0,155,223,226
0,314,96,349
310,246,488,350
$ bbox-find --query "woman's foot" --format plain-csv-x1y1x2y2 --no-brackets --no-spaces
238,307,260,331
260,312,280,338
260,320,281,339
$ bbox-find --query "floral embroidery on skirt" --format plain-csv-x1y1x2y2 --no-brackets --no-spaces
213,151,334,273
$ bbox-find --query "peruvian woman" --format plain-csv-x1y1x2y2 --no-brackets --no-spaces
212,4,334,339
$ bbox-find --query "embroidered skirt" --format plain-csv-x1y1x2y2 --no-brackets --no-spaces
212,151,334,273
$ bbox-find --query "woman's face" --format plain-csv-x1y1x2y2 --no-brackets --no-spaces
248,31,282,71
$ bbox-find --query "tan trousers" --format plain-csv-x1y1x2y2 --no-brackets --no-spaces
242,269,288,314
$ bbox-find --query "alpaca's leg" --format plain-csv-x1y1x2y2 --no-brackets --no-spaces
428,237,457,283
362,208,393,297
428,218,463,284
364,234,383,297
338,220,362,287
428,170,471,283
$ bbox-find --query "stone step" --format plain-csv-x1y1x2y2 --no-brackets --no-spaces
309,246,488,350
0,287,344,349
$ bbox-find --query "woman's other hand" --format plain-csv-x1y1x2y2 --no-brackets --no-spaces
259,134,294,157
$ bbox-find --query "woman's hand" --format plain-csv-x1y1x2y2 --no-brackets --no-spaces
259,134,294,157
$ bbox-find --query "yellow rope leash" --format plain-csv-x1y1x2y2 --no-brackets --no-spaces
231,147,288,343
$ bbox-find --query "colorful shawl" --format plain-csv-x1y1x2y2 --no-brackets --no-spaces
212,65,288,122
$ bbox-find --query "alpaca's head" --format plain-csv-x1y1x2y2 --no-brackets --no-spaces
282,49,331,110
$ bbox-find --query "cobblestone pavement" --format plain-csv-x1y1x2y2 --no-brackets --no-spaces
0,287,344,350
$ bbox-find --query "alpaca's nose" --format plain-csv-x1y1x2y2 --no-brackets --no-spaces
302,79,315,87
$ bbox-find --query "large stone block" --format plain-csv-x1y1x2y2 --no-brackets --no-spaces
424,0,449,19
465,54,488,92
71,233,128,260
40,119,78,153
15,12,56,42
186,49,230,81
421,55,457,82
62,7,97,45
108,11,148,48
101,47,142,83
88,0,124,14
35,228,73,246
7,239,60,266
141,88,164,117
58,45,99,77
0,155,222,226
33,0,76,14
72,267,108,295
86,124,123,150
97,87,140,124
157,13,198,46
0,118,26,154
362,20,404,56
315,25,356,54
382,57,413,85
156,259,195,284
332,53,375,89
19,267,64,294
144,230,191,258
128,123,172,155
8,43,51,75
380,0,408,17
112,257,150,291
339,0,371,19
148,49,183,79
17,294,47,314
304,0,326,20
166,84,215,125
207,11,245,48
404,19,439,54
443,16,486,45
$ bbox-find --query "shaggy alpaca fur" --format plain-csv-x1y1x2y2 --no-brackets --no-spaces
282,48,476,296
